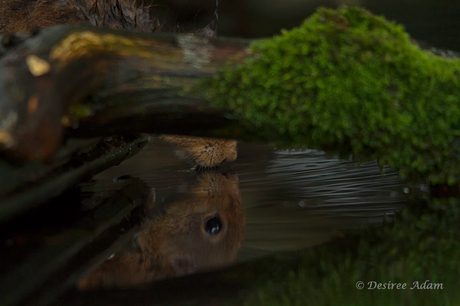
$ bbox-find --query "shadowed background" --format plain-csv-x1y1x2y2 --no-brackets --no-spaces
148,0,460,51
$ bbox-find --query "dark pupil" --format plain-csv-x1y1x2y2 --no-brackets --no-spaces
205,216,222,235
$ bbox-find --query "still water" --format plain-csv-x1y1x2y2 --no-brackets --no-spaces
74,136,409,289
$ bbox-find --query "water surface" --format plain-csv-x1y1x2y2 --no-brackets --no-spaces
82,136,409,286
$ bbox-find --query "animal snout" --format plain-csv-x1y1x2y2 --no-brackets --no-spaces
222,149,237,164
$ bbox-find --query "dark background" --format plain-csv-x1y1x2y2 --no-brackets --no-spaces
149,0,460,51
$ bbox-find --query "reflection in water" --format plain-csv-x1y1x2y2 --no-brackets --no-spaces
231,147,409,260
79,171,245,289
84,138,409,287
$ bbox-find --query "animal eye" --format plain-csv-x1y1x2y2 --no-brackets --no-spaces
205,215,222,235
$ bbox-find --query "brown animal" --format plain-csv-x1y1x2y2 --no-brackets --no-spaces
78,171,245,289
0,0,237,167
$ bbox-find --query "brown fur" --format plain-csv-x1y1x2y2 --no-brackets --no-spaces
78,172,245,289
160,135,238,167
0,0,154,34
0,0,75,33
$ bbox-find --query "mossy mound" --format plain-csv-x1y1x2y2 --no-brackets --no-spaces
202,6,460,184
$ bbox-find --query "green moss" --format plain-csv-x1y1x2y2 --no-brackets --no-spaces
201,6,460,184
236,197,460,305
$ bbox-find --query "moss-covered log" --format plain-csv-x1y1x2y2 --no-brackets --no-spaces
1,6,460,183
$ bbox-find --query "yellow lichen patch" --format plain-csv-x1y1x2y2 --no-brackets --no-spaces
26,55,51,76
27,95,39,114
50,31,154,63
0,129,13,147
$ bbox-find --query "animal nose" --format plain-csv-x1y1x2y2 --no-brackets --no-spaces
224,151,237,163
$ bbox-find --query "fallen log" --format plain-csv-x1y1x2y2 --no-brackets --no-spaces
0,26,251,160
2,6,460,184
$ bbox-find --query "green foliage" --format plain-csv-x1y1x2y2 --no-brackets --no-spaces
202,6,460,184
239,198,460,305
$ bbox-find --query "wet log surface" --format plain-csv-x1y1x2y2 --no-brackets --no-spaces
0,26,251,161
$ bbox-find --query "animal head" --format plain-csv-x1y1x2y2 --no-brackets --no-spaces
78,171,245,289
